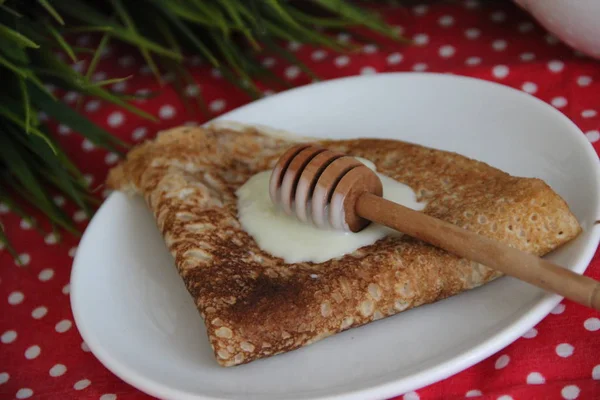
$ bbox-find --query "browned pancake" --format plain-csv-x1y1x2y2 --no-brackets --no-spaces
106,122,581,367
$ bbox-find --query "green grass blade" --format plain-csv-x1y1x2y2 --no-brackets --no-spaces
45,22,77,62
38,0,65,25
27,84,129,151
17,77,31,134
0,221,20,261
0,24,39,48
84,32,110,81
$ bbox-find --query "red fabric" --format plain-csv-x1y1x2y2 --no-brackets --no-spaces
1,1,599,399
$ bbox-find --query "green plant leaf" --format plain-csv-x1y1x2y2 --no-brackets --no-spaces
17,77,31,133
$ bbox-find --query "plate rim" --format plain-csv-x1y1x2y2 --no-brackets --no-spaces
71,72,600,400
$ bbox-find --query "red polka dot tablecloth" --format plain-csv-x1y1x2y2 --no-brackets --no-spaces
1,1,599,399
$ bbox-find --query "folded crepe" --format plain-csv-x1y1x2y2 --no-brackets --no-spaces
106,122,581,367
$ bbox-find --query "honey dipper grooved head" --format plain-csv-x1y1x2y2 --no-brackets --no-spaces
269,145,383,232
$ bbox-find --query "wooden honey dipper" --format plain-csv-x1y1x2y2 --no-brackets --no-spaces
269,144,600,311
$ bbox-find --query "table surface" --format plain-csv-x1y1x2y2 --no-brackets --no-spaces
1,1,599,399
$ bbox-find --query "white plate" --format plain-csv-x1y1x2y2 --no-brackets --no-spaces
71,73,600,400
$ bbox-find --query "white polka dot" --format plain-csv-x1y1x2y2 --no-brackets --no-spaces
584,317,600,331
17,254,30,266
497,396,513,400
55,319,72,333
334,55,350,67
492,40,507,51
463,0,478,8
82,139,95,151
32,306,47,319
413,63,428,72
107,112,124,127
119,55,135,67
387,53,403,65
81,342,90,352
0,372,8,384
465,28,481,39
185,84,200,97
546,34,559,45
158,104,176,119
112,81,127,93
522,82,537,94
438,15,454,27
38,111,48,121
38,268,54,281
582,109,597,118
363,44,377,54
76,35,91,46
44,232,58,245
337,33,351,43
74,379,91,390
16,388,33,399
85,100,100,113
20,219,32,230
519,22,534,33
413,5,428,15
285,66,300,80
577,76,592,86
465,57,482,66
92,71,107,82
83,174,93,187
101,46,112,58
492,65,509,78
211,68,222,78
68,247,78,258
403,391,419,400
73,210,87,222
586,130,600,143
100,394,117,400
49,364,67,377
495,354,510,369
561,385,580,399
53,196,65,207
57,124,71,135
520,52,536,62
139,65,152,75
593,365,600,380
551,97,568,108
209,99,226,113
393,25,404,35
311,50,327,61
360,67,377,75
1,330,17,343
527,372,546,384
556,343,574,357
262,57,276,68
439,45,455,58
189,55,202,66
105,153,119,165
413,34,428,46
63,91,79,103
25,345,41,359
490,11,506,22
522,327,538,338
288,41,301,51
8,291,24,305
0,202,9,213
466,390,482,397
62,284,70,295
132,127,147,141
548,60,564,72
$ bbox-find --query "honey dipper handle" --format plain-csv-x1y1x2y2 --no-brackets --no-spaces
356,193,600,311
